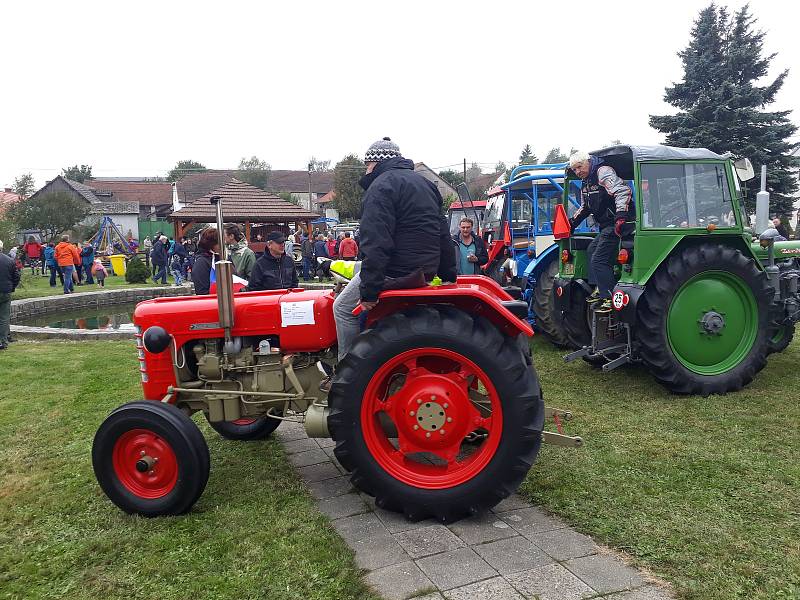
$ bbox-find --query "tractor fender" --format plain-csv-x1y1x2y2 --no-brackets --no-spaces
365,277,533,338
608,283,646,325
552,277,592,314
523,244,559,280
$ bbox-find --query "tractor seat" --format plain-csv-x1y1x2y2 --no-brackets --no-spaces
502,286,523,300
571,236,594,251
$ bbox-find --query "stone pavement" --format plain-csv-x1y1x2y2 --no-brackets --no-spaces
276,420,674,600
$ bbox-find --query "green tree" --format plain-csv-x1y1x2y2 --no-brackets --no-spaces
308,157,331,172
61,165,93,183
7,191,91,241
0,215,16,253
518,145,538,165
167,160,206,182
494,161,507,174
438,169,464,188
543,148,569,164
237,156,271,190
332,154,365,221
12,173,35,199
125,255,149,284
649,4,799,215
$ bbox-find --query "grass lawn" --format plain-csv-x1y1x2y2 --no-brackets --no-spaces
12,270,164,300
525,335,800,600
0,341,378,600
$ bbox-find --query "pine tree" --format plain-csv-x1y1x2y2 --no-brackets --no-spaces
518,145,538,165
543,147,569,164
650,4,799,216
125,255,149,284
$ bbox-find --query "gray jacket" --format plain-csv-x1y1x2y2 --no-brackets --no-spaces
0,253,21,294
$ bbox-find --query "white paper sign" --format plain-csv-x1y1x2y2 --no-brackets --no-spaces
281,300,316,326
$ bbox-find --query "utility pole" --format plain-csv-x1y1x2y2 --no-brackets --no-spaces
463,158,467,185
307,161,313,212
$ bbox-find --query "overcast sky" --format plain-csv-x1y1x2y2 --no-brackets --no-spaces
2,0,798,190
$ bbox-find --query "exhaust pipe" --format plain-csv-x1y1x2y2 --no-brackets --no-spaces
210,195,235,343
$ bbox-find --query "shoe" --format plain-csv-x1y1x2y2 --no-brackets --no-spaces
586,289,601,304
6,335,14,343
0,343,6,351
594,299,612,313
319,375,332,393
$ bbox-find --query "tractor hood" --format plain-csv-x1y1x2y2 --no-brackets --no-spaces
750,239,800,262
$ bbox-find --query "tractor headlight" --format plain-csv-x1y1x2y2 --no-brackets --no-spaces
142,326,171,354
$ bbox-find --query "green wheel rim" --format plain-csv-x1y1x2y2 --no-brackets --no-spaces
666,271,759,376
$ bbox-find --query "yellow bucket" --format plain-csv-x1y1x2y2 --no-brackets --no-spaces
109,254,127,276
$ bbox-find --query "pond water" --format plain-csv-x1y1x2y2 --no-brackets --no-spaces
19,303,139,331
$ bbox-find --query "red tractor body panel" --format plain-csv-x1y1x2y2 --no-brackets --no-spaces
133,278,530,401
134,288,337,400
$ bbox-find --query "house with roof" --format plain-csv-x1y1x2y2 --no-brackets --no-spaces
170,179,319,248
173,170,334,212
413,163,459,201
0,188,21,215
28,176,140,240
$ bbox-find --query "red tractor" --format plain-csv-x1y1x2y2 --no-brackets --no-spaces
92,199,578,523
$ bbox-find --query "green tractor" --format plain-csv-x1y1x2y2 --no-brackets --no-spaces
554,145,800,395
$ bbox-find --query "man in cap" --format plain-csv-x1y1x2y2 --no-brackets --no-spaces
247,231,299,291
567,150,634,312
328,137,456,378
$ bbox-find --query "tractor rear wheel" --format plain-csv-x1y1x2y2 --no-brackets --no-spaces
637,244,771,395
328,306,544,523
206,414,281,440
560,281,593,349
533,259,572,348
767,322,795,354
93,401,210,516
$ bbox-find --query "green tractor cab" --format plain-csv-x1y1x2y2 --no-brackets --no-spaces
555,145,800,395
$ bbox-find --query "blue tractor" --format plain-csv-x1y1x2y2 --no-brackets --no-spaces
480,164,591,347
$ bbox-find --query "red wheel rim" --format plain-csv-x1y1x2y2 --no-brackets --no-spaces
112,429,178,499
360,348,503,489
231,418,258,426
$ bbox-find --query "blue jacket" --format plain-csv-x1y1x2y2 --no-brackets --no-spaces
44,246,56,267
81,245,95,266
313,239,329,259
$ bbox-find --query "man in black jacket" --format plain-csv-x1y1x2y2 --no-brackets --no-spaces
331,137,456,364
248,231,299,291
452,217,489,275
0,243,21,350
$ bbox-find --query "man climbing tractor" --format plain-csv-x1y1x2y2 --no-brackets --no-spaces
567,151,634,312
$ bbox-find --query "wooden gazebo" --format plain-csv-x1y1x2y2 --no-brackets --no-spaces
170,178,320,242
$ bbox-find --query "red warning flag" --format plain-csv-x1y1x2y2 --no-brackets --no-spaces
553,204,571,240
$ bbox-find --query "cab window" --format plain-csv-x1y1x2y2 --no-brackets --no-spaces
640,162,735,228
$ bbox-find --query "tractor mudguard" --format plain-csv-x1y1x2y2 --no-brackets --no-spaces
523,244,559,280
609,283,646,325
553,277,592,313
364,275,534,338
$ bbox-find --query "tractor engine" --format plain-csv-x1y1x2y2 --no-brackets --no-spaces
181,337,328,428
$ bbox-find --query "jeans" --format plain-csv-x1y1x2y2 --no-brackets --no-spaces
332,269,364,362
76,264,83,283
49,265,61,286
83,264,94,284
302,257,312,281
0,292,10,345
153,264,167,284
171,268,183,285
61,265,74,294
587,226,620,299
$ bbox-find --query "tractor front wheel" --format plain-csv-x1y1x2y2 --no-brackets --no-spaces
767,321,795,355
533,259,572,348
637,244,771,395
328,306,544,523
93,401,210,516
206,414,281,440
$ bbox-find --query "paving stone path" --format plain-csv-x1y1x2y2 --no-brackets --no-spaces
277,421,674,600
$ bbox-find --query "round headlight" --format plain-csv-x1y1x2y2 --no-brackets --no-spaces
142,326,171,354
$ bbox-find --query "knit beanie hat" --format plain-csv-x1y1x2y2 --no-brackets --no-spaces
364,137,401,163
